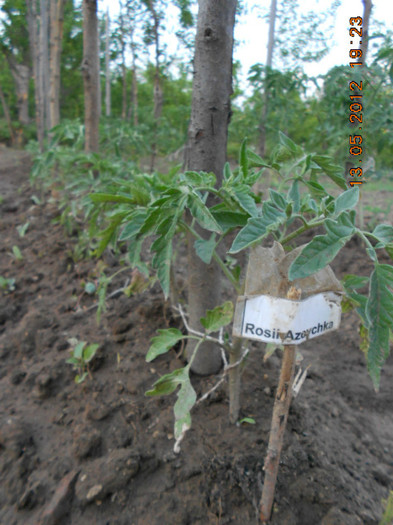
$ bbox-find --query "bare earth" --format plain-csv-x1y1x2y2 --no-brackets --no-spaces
0,146,392,525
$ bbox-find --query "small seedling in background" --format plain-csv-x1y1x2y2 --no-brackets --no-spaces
11,246,23,261
0,276,16,293
237,417,256,426
17,221,30,238
66,339,99,384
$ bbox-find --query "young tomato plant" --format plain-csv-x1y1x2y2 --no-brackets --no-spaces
66,340,99,384
90,133,393,449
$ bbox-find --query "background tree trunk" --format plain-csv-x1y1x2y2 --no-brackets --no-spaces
49,0,65,129
82,0,100,153
26,0,45,149
0,83,16,145
105,9,111,117
258,0,277,157
147,1,163,172
360,0,372,64
129,25,139,126
184,0,237,375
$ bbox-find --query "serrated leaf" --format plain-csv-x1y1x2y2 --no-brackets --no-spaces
174,376,197,424
365,264,393,390
200,301,234,333
269,189,288,211
194,234,216,264
229,203,286,253
83,343,99,363
227,185,259,217
146,328,184,362
145,367,187,396
119,210,148,241
151,237,172,298
247,150,270,168
288,180,300,213
239,139,248,179
188,192,222,233
211,210,248,231
334,187,359,215
370,224,393,246
289,213,356,280
312,155,347,190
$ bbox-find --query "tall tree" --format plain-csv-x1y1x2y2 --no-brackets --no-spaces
0,0,31,127
49,0,65,129
105,9,111,117
258,0,277,157
82,0,99,153
184,0,237,375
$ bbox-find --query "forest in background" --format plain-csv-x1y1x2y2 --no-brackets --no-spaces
0,0,392,173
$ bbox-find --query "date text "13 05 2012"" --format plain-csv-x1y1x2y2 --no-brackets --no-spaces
348,16,363,188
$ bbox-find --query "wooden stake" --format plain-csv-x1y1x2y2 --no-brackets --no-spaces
259,286,301,522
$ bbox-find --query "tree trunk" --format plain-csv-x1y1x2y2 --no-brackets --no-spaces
119,2,127,120
40,0,50,131
0,83,16,145
184,0,237,375
49,0,65,129
105,9,111,117
4,55,30,126
26,0,45,150
130,28,139,126
258,0,277,157
360,0,372,64
82,0,100,153
148,1,163,172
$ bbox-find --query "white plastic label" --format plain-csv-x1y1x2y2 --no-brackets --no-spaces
233,292,342,345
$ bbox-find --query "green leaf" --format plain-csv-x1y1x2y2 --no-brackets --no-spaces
312,155,347,190
183,171,216,187
227,185,259,217
288,180,300,213
365,264,393,389
269,189,288,211
210,209,248,231
12,246,23,260
188,192,222,233
342,274,369,290
174,376,197,439
229,203,286,253
90,193,137,204
66,357,80,366
145,367,187,396
303,179,328,198
200,301,234,333
75,373,88,384
223,162,233,181
194,234,216,264
247,150,270,168
334,187,359,215
238,417,256,425
118,210,148,241
370,224,393,247
239,139,248,179
289,213,356,280
146,328,184,362
83,343,99,363
151,237,172,298
73,341,86,360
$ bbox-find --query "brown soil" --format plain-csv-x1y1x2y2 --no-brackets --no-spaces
0,146,392,525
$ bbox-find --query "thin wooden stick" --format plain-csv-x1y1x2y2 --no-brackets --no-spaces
259,286,301,522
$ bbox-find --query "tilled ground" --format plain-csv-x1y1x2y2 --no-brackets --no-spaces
0,146,392,525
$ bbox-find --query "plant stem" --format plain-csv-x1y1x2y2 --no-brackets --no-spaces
259,286,300,522
260,344,296,522
229,336,243,423
280,218,324,246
